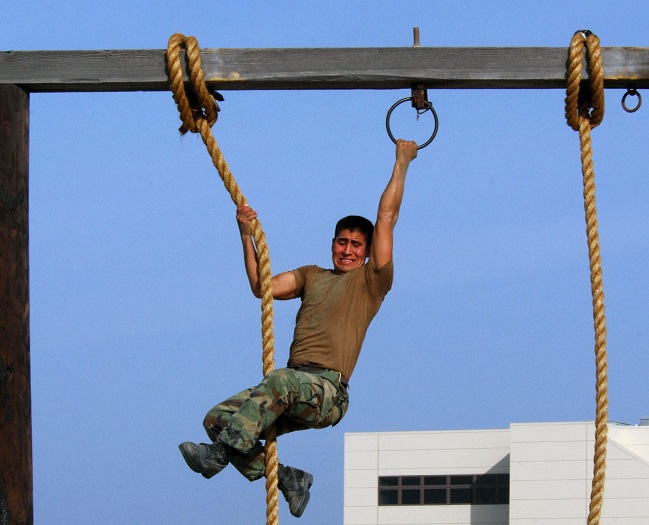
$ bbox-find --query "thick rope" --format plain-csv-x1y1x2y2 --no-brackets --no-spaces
166,33,280,525
565,30,608,525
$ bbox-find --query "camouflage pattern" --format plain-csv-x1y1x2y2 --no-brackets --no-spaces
203,367,349,481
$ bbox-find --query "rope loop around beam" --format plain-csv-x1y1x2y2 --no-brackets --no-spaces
565,30,609,525
166,33,281,525
565,30,605,130
166,33,220,134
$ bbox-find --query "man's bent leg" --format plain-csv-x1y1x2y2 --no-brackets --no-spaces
207,369,330,482
216,369,304,454
217,370,343,481
194,370,343,485
203,387,267,481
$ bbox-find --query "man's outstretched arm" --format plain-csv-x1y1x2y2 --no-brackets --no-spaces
236,204,298,300
370,139,418,269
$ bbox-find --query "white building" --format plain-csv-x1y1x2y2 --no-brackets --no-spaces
344,420,649,525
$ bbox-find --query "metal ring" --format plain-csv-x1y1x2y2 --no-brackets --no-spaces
622,88,642,113
386,97,439,150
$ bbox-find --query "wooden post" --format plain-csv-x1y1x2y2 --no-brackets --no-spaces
0,84,32,525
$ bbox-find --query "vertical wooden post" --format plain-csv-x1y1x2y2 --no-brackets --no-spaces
0,85,32,525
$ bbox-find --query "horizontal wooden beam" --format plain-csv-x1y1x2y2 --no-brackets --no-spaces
2,47,649,92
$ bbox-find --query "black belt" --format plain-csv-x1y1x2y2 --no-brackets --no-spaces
290,365,349,388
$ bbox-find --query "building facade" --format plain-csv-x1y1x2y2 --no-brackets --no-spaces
344,421,649,524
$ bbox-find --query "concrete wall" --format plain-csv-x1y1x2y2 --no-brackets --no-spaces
344,429,510,525
345,422,649,525
510,422,649,525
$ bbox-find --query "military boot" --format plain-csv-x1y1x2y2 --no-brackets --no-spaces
277,464,314,518
178,441,232,479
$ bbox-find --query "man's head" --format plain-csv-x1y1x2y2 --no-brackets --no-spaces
331,216,374,273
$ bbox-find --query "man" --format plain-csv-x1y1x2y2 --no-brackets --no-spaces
179,139,418,517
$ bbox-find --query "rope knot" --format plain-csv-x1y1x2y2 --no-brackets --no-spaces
565,30,605,130
166,33,223,135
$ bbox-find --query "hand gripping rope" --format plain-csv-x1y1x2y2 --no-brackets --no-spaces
565,30,609,525
166,34,281,525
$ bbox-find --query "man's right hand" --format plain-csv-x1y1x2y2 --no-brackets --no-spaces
236,203,299,300
236,204,257,237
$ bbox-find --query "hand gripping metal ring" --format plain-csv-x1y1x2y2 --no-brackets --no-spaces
386,97,439,150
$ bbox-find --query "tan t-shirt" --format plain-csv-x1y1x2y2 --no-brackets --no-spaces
287,259,393,381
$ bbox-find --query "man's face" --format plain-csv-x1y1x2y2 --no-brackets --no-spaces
331,228,368,273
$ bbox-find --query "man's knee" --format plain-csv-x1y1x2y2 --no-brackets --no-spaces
203,414,223,442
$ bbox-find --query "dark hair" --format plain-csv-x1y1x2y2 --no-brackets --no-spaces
334,215,374,248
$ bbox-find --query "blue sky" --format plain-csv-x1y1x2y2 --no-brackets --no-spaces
3,1,649,524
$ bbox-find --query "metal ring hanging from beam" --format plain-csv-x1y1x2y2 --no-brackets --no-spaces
622,86,642,113
385,31,439,150
385,96,439,150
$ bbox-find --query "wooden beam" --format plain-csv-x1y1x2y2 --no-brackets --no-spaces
0,84,32,525
1,47,649,92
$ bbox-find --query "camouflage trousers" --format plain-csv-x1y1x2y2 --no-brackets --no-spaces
203,367,349,481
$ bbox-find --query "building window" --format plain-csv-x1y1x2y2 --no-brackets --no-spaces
378,474,509,506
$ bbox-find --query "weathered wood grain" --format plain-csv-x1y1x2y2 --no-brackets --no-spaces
1,47,648,92
0,84,32,525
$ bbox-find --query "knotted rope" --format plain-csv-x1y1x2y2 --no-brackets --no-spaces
565,30,608,525
166,33,280,525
